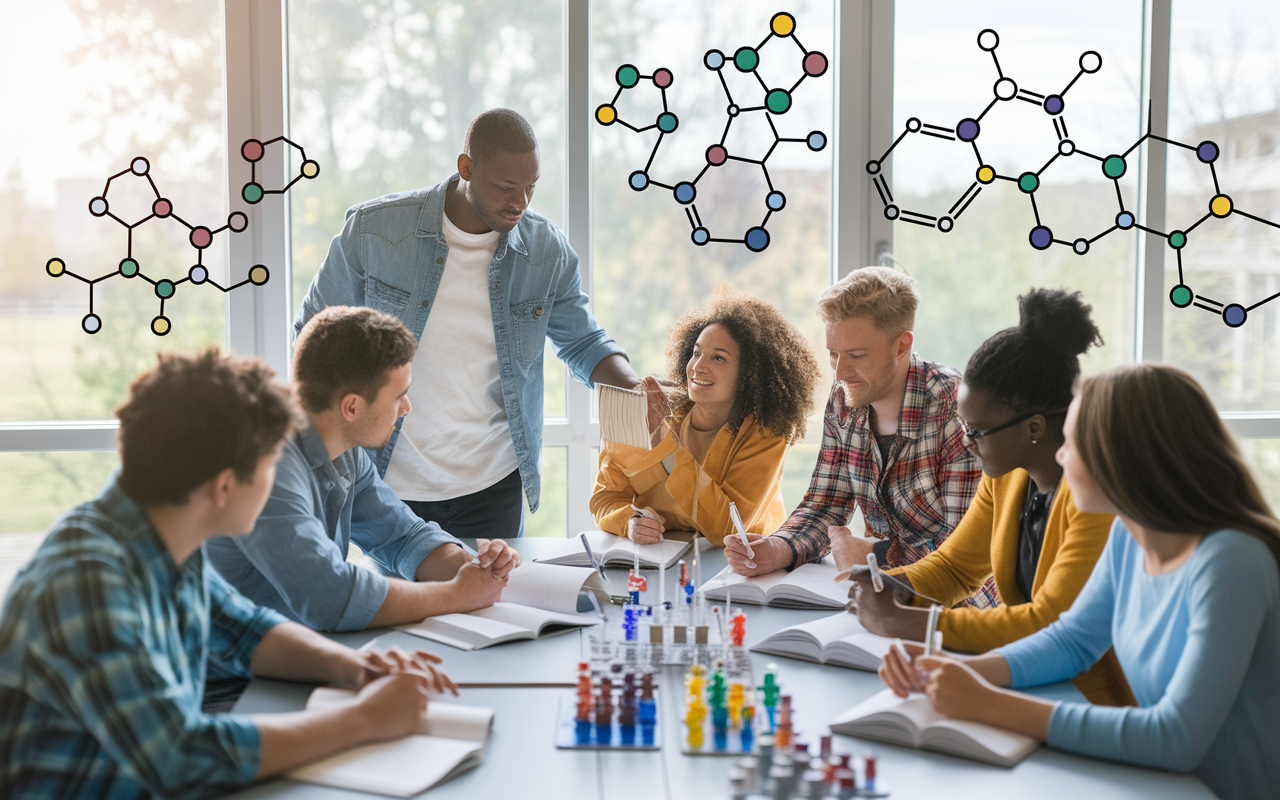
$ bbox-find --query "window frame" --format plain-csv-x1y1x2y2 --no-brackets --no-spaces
2,0,1275,536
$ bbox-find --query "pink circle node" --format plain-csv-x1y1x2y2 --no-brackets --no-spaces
190,227,213,249
653,68,673,88
242,140,264,162
152,199,172,217
804,52,828,77
707,145,728,166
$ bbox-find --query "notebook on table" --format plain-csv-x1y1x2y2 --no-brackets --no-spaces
700,555,848,609
394,562,603,650
829,688,1040,767
750,611,898,670
288,687,495,796
533,529,697,570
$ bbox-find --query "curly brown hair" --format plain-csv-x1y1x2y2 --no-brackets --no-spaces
664,286,820,445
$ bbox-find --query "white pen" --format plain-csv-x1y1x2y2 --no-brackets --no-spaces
728,500,754,559
924,603,942,658
580,531,607,582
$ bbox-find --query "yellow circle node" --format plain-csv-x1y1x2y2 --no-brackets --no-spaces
772,13,795,36
151,317,170,335
301,161,319,178
977,166,995,184
1210,194,1232,217
596,105,616,125
47,258,65,277
249,266,269,285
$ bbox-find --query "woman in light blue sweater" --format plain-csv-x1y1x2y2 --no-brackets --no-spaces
879,363,1280,799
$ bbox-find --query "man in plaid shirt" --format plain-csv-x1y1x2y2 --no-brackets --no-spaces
725,267,996,608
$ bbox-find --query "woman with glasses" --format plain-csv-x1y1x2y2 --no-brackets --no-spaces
590,287,820,546
878,364,1280,799
844,288,1132,705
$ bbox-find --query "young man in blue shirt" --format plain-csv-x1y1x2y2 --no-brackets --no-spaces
296,108,641,537
0,348,458,799
207,306,519,632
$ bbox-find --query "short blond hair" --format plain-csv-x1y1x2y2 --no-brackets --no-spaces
816,266,920,336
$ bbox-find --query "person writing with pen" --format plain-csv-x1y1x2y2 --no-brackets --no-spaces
590,286,820,546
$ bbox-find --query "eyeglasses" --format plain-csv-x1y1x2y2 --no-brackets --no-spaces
957,407,1069,444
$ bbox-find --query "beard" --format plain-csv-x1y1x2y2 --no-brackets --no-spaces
464,182,520,233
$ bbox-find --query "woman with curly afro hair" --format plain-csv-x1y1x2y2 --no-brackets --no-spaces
590,287,820,546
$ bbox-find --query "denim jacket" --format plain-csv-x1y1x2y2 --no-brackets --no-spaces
295,175,627,511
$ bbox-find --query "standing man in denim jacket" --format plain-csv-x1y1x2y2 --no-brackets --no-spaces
297,109,640,537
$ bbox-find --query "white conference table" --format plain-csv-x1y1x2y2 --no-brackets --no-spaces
224,538,1213,800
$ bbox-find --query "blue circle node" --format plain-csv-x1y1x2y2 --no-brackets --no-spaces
674,182,696,204
82,314,102,334
807,131,827,151
1116,211,1135,229
691,227,710,246
766,191,786,211
745,227,770,252
189,265,208,284
629,171,649,191
704,50,725,70
1223,304,1247,327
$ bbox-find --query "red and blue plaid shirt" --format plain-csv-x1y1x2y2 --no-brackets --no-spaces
774,354,997,607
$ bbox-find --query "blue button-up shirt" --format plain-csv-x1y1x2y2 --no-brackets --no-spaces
206,423,462,632
0,475,285,799
294,174,627,510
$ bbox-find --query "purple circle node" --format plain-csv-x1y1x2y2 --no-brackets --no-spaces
1197,141,1219,163
707,145,728,166
1029,226,1053,250
1223,304,1247,327
153,199,172,217
803,52,828,77
191,227,213,249
653,69,672,88
1044,95,1064,115
956,119,980,142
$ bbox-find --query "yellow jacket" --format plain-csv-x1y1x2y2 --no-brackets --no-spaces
893,469,1134,706
590,412,788,546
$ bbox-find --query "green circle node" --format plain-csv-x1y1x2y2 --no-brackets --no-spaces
1170,286,1193,308
242,183,264,204
617,66,639,87
1018,173,1039,193
156,280,175,299
120,259,139,277
1103,155,1126,179
1169,231,1186,249
766,89,792,114
734,47,759,72
657,112,678,133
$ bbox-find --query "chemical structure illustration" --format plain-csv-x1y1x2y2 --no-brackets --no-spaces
872,28,1280,328
596,11,829,252
45,138,318,336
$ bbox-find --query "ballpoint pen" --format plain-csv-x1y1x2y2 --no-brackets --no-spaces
728,500,754,559
580,531,608,582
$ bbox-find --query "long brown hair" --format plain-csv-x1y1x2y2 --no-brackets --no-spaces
1075,363,1280,567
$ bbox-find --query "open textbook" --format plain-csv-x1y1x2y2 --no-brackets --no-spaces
289,687,495,797
394,562,603,650
830,689,1040,767
599,383,651,449
700,555,848,609
750,611,897,670
534,529,702,570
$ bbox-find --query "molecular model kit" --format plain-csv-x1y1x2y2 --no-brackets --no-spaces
597,11,829,252
556,660,660,751
45,136,318,336
875,28,1280,328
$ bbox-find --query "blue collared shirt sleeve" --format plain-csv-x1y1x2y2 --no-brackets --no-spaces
348,448,463,579
295,204,365,338
544,230,626,388
205,565,288,679
227,447,390,632
21,561,262,798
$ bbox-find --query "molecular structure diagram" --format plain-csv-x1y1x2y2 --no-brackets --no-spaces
873,28,1280,328
45,137,318,336
596,11,829,252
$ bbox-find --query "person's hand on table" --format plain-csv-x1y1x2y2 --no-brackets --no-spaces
848,571,927,640
917,654,997,721
628,513,665,544
829,525,876,573
450,561,508,611
724,532,789,576
474,538,520,578
879,641,928,698
353,673,438,741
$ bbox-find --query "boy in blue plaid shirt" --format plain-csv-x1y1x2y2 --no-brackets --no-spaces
0,349,457,799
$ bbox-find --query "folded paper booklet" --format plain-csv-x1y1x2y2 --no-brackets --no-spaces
394,561,603,650
533,530,698,570
599,383,651,449
700,555,848,609
750,611,898,670
288,687,495,797
830,688,1040,767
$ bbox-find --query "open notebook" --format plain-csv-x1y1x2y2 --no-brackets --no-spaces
288,687,495,797
830,689,1040,767
394,562,603,650
700,555,848,609
599,383,651,449
533,530,698,570
750,611,898,671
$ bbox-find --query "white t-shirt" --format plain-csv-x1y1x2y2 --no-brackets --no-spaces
383,211,520,501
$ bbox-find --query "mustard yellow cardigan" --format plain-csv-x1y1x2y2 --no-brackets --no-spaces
590,412,788,547
893,469,1134,706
